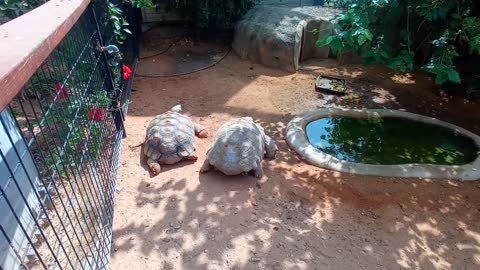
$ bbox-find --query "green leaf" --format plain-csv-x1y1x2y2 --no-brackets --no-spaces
123,28,132,34
380,51,389,59
358,35,367,46
446,68,461,83
364,30,373,41
329,38,345,54
316,35,334,47
387,58,402,69
435,73,448,85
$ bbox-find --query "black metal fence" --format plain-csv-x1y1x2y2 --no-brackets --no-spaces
0,1,139,269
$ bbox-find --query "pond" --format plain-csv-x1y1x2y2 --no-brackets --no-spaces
306,117,479,165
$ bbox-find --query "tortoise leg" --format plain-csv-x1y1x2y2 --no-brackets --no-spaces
252,159,264,178
200,159,212,173
185,155,198,161
264,134,278,159
147,158,161,175
252,166,264,178
194,123,208,138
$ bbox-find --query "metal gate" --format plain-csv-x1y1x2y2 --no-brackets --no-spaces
0,0,139,269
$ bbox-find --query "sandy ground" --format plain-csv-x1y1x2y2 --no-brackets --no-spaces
110,38,480,270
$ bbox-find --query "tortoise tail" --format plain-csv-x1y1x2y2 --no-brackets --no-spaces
128,141,145,150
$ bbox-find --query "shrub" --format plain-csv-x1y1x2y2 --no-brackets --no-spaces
145,0,255,31
317,0,480,86
0,0,45,19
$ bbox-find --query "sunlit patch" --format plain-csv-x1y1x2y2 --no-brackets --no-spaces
363,244,373,253
390,73,416,84
473,254,480,264
181,233,206,252
415,222,443,237
373,97,387,104
205,202,220,214
284,259,308,270
439,207,451,214
228,190,240,198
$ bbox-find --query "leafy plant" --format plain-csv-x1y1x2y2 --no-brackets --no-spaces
106,2,131,44
128,0,155,9
317,0,480,86
41,80,111,176
0,0,43,19
163,0,255,30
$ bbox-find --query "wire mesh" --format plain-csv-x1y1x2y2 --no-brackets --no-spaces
0,1,138,269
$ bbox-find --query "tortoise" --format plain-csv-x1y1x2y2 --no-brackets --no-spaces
143,105,208,175
200,117,277,178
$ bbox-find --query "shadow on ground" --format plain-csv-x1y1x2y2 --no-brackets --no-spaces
111,36,480,269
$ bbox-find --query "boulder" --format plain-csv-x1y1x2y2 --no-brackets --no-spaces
232,5,338,72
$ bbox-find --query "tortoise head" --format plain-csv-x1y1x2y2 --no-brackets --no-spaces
240,116,254,122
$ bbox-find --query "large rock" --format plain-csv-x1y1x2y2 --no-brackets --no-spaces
232,6,338,72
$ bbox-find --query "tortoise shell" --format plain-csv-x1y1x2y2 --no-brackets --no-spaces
205,117,266,175
144,112,196,164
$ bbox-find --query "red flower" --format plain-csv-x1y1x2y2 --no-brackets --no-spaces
122,64,132,80
54,82,68,98
88,107,105,121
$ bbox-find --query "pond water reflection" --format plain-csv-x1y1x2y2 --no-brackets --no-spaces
306,117,479,165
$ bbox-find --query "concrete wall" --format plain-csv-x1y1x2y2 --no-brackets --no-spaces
0,110,41,269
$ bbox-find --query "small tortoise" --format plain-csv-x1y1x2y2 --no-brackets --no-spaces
144,105,208,175
200,117,277,178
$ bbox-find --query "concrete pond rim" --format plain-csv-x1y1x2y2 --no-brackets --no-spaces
285,108,480,181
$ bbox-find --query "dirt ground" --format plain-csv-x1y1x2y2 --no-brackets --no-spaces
110,36,480,270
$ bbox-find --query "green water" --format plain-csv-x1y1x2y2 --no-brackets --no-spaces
306,117,479,165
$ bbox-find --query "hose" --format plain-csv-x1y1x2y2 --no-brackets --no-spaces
139,36,183,60
135,49,230,78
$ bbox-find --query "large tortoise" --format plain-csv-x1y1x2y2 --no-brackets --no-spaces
144,105,208,175
200,117,277,178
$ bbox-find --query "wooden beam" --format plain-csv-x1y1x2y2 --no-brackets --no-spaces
0,0,91,111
